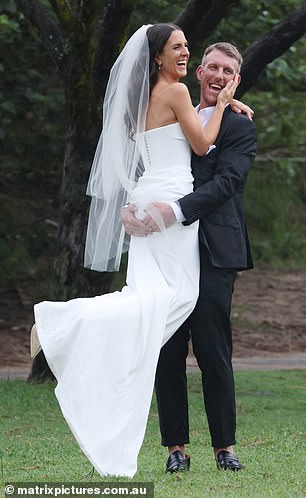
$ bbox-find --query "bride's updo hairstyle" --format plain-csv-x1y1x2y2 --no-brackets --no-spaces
146,23,182,94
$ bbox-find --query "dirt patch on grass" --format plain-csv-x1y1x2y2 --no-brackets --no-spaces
0,267,305,372
231,268,306,357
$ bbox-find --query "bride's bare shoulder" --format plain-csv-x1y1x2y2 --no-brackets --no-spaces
153,81,189,98
168,81,189,96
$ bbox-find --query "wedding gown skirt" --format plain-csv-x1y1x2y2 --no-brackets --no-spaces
34,123,200,477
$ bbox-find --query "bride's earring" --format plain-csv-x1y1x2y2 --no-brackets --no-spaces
155,57,162,71
30,324,42,359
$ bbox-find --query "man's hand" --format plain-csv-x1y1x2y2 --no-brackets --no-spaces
120,202,177,236
120,204,151,237
143,202,177,229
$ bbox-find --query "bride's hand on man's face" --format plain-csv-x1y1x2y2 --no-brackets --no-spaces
120,204,151,237
217,73,239,107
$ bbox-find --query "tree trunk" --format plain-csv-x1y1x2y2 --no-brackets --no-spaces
50,129,114,301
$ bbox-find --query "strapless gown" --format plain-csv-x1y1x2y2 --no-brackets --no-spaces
34,122,200,477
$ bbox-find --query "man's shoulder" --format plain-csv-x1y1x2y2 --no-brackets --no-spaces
218,108,256,144
223,107,255,129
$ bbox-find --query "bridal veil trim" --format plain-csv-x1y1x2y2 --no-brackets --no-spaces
84,25,151,272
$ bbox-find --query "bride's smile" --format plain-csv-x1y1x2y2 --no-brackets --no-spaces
155,30,190,81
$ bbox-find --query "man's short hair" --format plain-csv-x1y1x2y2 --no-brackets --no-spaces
202,42,243,71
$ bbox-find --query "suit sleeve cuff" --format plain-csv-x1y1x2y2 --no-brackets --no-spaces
169,201,186,222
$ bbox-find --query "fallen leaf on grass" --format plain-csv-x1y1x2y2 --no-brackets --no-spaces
19,465,40,470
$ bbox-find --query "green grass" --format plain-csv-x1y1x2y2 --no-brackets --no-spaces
1,371,305,497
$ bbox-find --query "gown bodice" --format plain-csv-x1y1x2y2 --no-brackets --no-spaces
131,122,193,207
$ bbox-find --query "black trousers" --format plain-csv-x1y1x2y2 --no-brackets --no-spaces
155,246,237,448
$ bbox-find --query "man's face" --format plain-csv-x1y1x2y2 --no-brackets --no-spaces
196,49,241,108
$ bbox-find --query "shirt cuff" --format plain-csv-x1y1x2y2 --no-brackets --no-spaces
169,201,186,222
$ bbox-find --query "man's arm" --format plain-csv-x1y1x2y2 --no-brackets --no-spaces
121,114,256,234
180,116,256,224
142,115,256,229
120,202,178,234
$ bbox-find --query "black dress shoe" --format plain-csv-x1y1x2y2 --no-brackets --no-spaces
166,450,190,473
216,450,244,471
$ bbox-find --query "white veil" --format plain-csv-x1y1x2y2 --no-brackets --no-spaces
84,25,151,272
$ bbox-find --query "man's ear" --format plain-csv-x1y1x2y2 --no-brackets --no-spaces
195,65,203,81
237,74,241,86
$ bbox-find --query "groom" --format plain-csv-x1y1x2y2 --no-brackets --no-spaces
121,42,256,472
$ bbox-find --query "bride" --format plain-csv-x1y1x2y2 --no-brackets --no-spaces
32,23,240,477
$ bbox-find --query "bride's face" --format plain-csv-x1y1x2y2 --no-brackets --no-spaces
155,30,190,81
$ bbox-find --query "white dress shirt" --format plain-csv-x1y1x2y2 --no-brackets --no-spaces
169,106,216,221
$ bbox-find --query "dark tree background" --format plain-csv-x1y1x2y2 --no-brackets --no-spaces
1,0,306,379
11,0,306,297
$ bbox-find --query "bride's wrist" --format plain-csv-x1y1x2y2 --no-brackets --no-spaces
216,100,226,111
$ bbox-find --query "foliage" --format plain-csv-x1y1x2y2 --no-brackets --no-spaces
0,5,65,174
1,370,305,497
0,0,306,296
245,163,306,267
0,3,64,287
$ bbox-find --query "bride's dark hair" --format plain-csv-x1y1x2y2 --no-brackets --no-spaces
146,23,182,95
126,23,181,138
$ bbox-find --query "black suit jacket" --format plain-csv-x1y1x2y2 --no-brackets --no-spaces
179,106,257,271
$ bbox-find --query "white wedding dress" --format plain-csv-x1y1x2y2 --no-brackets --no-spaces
34,122,200,477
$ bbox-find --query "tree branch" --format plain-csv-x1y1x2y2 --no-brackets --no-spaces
174,0,215,27
174,0,241,50
237,2,306,97
68,2,103,61
93,0,140,102
16,0,68,71
49,0,74,33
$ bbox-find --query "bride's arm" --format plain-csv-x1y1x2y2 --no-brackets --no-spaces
230,99,254,120
170,75,239,155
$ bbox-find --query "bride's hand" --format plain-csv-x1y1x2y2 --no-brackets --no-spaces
217,74,239,107
230,98,254,120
